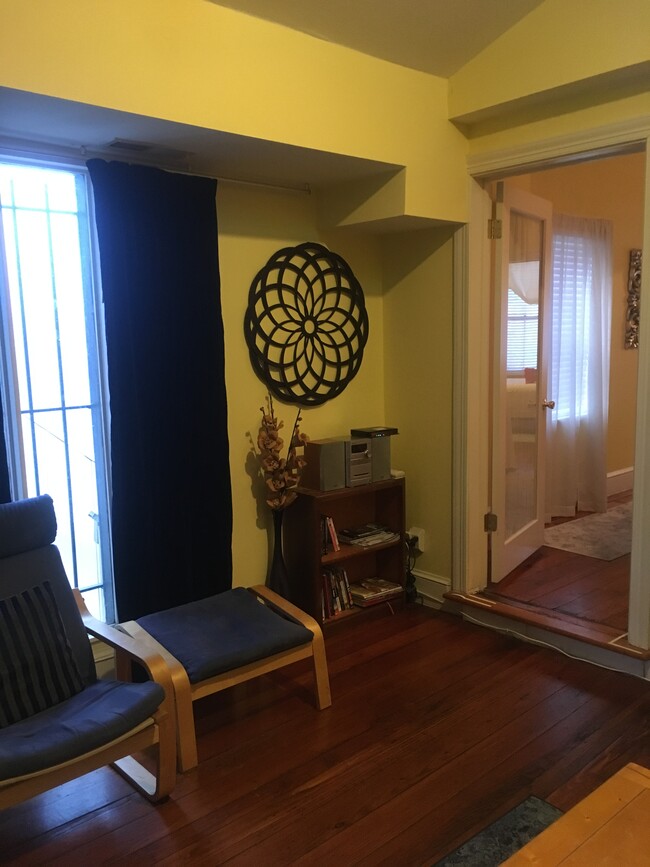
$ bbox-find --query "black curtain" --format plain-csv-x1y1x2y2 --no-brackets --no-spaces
87,160,232,621
0,398,11,504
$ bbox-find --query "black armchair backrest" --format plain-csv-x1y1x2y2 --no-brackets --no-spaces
0,495,96,686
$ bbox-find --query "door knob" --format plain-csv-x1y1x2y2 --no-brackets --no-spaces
542,399,555,409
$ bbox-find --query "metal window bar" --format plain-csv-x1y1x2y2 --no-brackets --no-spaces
4,180,38,495
0,163,115,621
42,182,80,589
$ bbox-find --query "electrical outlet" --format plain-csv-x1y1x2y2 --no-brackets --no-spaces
407,526,427,552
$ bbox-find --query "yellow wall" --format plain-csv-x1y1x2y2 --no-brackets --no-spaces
2,0,649,598
218,181,455,586
218,181,389,586
464,91,650,158
449,0,650,124
0,0,467,225
381,229,456,580
1,0,465,596
522,153,645,474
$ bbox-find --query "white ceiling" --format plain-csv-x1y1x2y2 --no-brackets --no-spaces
209,0,546,77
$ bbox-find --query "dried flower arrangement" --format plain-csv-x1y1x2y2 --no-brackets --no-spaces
257,394,308,510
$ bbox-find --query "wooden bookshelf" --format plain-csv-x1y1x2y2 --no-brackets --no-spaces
283,478,406,625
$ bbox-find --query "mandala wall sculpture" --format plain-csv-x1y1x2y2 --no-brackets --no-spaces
244,242,369,406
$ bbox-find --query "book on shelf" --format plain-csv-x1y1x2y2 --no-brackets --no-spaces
337,522,400,547
320,515,340,554
349,577,404,607
338,521,386,539
321,567,353,618
326,515,340,551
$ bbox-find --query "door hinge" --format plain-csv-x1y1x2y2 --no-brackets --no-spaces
487,218,502,240
484,512,498,533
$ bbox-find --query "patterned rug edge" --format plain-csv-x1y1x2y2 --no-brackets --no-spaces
543,502,632,561
433,795,563,866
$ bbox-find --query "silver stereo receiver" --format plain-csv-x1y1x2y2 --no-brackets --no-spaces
345,438,372,487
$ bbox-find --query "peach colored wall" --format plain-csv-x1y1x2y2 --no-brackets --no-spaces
520,152,644,473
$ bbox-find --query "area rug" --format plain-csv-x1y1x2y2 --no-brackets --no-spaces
433,796,563,866
543,501,632,560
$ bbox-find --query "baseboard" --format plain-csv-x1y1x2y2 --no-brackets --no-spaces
414,570,451,609
607,467,634,496
448,603,650,680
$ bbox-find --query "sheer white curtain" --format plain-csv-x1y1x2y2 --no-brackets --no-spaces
546,214,612,519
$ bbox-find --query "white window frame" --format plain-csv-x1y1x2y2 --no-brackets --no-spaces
0,156,115,622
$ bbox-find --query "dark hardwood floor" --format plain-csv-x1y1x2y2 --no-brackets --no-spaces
485,491,632,634
1,603,649,865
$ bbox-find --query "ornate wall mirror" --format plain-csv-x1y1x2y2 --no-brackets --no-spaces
625,248,641,349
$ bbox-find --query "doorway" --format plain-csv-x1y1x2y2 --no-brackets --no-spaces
485,490,632,637
484,151,643,641
452,139,650,648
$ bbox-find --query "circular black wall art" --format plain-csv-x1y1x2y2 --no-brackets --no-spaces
244,241,369,407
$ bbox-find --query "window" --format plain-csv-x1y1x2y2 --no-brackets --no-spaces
506,287,539,373
0,161,114,621
550,229,593,421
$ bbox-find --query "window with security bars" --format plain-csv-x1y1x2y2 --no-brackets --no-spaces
0,161,114,621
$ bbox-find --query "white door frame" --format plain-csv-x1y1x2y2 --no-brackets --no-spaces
452,117,650,649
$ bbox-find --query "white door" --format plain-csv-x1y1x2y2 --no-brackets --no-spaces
490,182,553,582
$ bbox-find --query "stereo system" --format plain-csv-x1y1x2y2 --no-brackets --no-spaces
345,438,372,487
301,427,398,491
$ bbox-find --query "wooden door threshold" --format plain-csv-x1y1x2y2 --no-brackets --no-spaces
444,591,650,675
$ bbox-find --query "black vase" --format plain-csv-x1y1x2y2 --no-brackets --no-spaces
268,509,291,599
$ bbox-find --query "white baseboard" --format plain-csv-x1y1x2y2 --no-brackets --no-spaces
413,570,451,608
454,605,650,680
607,467,634,496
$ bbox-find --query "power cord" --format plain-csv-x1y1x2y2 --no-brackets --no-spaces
404,534,418,603
461,611,640,676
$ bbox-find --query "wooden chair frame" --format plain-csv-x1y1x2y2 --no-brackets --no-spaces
0,591,177,809
121,586,331,773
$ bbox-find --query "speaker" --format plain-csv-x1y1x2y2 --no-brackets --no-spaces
302,438,347,491
371,436,392,482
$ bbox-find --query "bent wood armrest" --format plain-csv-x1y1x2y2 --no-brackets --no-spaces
72,590,176,801
249,585,321,634
249,585,331,710
74,590,174,696
118,619,198,773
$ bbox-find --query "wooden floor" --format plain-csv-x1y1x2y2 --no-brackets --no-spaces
484,491,632,637
2,604,650,865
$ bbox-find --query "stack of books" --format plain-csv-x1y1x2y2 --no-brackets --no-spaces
350,578,404,607
337,522,399,547
321,567,353,618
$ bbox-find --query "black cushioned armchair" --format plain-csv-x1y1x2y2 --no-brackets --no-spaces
0,495,176,807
